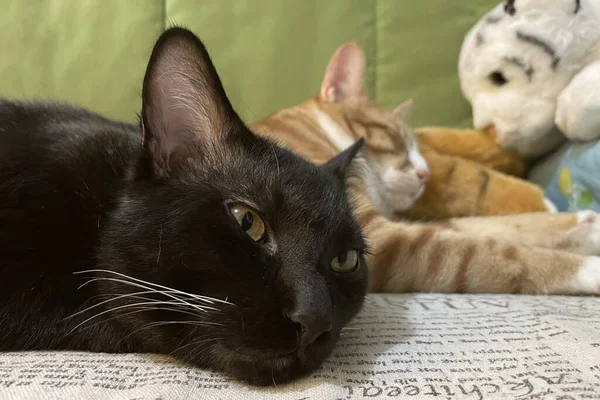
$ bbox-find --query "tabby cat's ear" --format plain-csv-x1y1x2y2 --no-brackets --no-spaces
392,99,414,120
320,42,366,103
321,138,364,179
140,27,241,176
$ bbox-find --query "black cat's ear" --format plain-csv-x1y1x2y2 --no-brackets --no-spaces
321,138,364,180
140,27,241,176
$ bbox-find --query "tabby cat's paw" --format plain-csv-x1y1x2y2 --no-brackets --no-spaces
570,256,600,294
565,211,600,255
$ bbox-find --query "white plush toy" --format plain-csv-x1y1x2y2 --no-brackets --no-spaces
459,0,600,158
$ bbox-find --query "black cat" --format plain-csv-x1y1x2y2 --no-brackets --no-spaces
0,28,368,385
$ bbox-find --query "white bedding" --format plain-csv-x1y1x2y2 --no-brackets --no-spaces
1,293,599,399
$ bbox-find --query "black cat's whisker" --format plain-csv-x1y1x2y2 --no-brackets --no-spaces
98,297,209,321
84,291,210,308
114,295,222,319
179,335,228,361
86,288,214,308
80,275,220,310
66,301,171,334
172,323,204,353
67,275,229,333
139,320,225,328
75,269,234,306
74,270,214,303
66,289,215,321
107,293,210,309
67,299,221,335
269,141,281,177
157,226,163,264
181,339,221,363
120,320,225,344
69,304,210,334
73,278,217,315
119,305,202,321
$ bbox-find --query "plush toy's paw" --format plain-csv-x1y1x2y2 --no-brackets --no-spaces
556,61,600,141
564,211,600,255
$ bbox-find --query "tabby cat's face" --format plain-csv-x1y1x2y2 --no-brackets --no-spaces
314,99,429,218
278,41,431,219
97,29,368,386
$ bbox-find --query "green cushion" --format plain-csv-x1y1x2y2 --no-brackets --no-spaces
375,0,497,128
0,1,163,122
0,0,498,127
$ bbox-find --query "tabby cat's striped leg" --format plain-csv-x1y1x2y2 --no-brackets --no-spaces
400,150,551,220
444,211,600,256
414,126,526,177
363,213,600,295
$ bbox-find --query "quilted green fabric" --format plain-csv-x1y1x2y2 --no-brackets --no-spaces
0,0,498,127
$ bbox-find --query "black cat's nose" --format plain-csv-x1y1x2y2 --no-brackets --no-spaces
288,312,332,347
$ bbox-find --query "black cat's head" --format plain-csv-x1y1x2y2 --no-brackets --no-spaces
96,28,368,385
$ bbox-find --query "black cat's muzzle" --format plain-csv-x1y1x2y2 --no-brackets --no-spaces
215,328,339,386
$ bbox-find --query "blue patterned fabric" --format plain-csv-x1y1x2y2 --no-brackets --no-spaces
544,140,600,212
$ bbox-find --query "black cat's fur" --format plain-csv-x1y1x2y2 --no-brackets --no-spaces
0,28,368,385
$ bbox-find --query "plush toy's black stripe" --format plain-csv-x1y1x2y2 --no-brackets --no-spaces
476,33,484,46
503,0,579,16
504,0,516,16
516,31,560,69
503,56,534,81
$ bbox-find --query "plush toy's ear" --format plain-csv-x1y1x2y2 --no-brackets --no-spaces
504,0,516,16
556,60,600,141
320,42,366,103
392,99,414,119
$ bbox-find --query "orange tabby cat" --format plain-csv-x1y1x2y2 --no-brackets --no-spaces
253,42,600,295
411,125,551,219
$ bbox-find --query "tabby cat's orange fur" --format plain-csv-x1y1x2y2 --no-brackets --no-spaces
253,42,600,295
411,125,551,219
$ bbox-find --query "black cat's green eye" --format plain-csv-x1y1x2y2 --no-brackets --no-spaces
331,250,359,273
229,204,266,242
